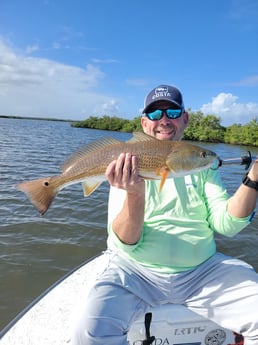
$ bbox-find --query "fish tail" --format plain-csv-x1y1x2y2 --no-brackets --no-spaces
16,177,58,215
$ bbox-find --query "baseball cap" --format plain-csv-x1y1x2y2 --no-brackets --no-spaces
142,84,184,114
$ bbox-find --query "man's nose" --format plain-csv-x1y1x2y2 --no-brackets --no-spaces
159,111,171,124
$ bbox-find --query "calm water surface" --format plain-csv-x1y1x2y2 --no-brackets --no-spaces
0,118,258,330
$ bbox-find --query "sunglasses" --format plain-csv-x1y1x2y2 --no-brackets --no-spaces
145,108,183,121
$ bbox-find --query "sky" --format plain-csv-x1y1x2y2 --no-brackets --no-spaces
0,0,258,126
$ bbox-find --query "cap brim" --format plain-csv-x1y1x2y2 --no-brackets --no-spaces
142,99,182,114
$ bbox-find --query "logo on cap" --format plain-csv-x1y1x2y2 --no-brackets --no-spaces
152,86,171,100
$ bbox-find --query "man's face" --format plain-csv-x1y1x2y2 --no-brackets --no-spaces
141,101,188,141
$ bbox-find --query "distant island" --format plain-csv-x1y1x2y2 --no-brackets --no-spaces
0,114,74,122
71,112,258,147
1,112,258,147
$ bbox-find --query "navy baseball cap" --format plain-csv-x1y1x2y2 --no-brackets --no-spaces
142,84,184,113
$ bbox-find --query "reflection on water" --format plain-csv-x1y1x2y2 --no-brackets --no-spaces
0,118,257,329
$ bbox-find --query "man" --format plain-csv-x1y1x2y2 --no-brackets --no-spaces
72,85,258,345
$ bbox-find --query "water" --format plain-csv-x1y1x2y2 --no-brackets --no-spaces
0,118,257,330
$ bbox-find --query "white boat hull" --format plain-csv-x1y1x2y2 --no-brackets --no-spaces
0,254,244,344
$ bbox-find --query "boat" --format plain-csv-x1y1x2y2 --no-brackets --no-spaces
0,253,244,345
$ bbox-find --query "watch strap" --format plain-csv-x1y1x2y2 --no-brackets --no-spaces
242,173,258,191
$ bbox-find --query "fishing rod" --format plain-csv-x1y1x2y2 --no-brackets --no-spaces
217,151,258,170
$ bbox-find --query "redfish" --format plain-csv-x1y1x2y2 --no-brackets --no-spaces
17,132,217,215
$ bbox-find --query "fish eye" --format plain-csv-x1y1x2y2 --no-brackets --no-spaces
44,181,49,186
200,151,206,158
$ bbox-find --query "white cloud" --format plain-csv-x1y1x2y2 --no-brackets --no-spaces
91,58,118,64
25,45,39,54
229,75,258,87
229,0,258,31
0,39,120,120
101,99,119,114
201,93,258,126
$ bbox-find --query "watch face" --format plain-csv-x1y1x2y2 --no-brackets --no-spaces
205,329,226,345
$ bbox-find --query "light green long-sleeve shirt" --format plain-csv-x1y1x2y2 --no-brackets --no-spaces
107,168,252,273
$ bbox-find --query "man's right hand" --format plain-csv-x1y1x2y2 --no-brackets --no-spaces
105,152,145,194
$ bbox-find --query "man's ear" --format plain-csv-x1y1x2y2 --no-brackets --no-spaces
183,111,189,125
141,116,147,128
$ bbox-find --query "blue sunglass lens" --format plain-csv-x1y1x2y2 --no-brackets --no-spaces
166,109,182,119
147,109,163,120
146,109,182,121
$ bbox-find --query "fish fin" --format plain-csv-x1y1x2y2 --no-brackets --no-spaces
127,132,159,143
82,180,102,196
61,137,121,173
16,177,58,215
159,168,169,191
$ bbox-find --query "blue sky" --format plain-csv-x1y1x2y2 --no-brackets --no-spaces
0,0,258,126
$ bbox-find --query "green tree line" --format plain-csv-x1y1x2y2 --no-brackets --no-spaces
183,112,258,146
71,112,258,147
72,115,142,132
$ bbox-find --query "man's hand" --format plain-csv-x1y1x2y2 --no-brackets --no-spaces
105,153,145,194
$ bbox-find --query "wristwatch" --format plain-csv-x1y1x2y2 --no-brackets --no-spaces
242,173,258,191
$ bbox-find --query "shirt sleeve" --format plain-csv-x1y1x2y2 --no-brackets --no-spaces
203,168,252,237
107,186,126,230
107,186,143,251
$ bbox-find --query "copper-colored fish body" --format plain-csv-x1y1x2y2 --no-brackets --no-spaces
17,132,217,215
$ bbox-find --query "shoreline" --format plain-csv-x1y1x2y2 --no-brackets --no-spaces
0,115,75,122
